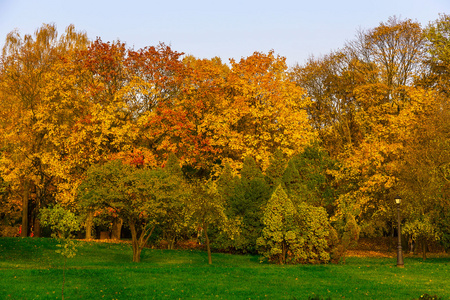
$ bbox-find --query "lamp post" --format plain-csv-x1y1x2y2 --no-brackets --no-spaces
395,195,404,267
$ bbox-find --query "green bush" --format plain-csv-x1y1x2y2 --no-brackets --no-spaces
40,204,80,239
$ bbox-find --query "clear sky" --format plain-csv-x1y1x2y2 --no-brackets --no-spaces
0,0,448,67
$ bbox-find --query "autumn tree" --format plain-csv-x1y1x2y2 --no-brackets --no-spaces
69,39,135,164
294,17,430,238
220,51,314,170
139,51,313,176
137,55,222,170
0,24,89,237
421,14,450,95
347,16,426,89
397,90,450,255
293,52,365,155
420,14,450,251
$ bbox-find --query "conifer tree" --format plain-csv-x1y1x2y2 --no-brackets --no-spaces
265,149,287,189
257,185,332,264
227,157,271,253
257,185,297,264
282,159,308,206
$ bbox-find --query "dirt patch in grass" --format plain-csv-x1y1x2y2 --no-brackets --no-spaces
346,250,395,258
347,237,449,258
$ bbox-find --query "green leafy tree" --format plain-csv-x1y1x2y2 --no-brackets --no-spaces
294,203,332,263
403,216,441,260
158,153,188,249
40,204,81,300
185,179,239,264
40,204,80,239
437,206,450,251
78,160,174,262
216,163,239,201
330,211,360,263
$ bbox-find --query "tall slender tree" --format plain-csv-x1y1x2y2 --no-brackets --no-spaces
0,24,88,236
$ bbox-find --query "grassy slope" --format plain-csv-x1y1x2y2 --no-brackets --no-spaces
0,237,449,299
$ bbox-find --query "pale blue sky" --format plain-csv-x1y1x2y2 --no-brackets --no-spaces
0,0,448,67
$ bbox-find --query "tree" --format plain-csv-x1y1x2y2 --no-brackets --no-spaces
421,14,450,95
40,203,80,300
397,89,450,255
294,203,332,264
294,17,431,239
78,160,176,262
403,216,441,260
292,51,373,156
256,185,297,264
221,51,314,170
184,179,239,264
216,163,239,201
257,185,331,264
158,153,188,249
138,55,223,170
58,40,174,239
0,24,89,237
225,157,271,253
286,144,337,212
282,159,308,206
264,149,287,189
347,16,426,89
138,51,314,174
40,203,80,239
0,176,21,236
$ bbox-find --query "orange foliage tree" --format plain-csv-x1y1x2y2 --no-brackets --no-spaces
0,24,89,237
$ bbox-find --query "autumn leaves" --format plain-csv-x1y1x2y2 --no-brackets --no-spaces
1,14,449,258
0,24,311,239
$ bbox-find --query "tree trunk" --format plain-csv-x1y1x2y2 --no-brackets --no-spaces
129,220,141,262
132,242,142,263
33,218,41,237
168,236,176,250
164,231,176,249
422,239,427,260
21,180,30,237
281,241,287,265
204,222,212,265
129,221,155,263
85,211,94,239
33,186,41,237
111,218,123,240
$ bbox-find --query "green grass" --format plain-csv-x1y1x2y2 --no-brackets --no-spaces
0,237,449,299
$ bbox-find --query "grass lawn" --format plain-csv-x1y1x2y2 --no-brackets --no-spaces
0,237,449,299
